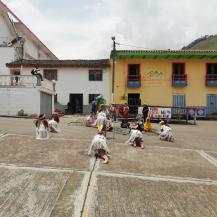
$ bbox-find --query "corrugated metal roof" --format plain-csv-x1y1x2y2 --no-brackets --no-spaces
6,59,110,68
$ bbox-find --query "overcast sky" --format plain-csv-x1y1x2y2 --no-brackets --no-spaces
3,0,217,59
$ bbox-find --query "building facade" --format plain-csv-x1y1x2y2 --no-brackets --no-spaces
6,59,110,114
0,1,57,117
0,0,57,75
112,50,217,116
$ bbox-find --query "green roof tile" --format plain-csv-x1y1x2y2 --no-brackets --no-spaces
111,50,217,59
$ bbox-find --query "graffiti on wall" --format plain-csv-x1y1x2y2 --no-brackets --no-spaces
142,70,166,81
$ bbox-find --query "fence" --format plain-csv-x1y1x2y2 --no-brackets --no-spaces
112,104,205,124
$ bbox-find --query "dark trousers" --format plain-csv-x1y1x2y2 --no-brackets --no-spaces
143,113,148,122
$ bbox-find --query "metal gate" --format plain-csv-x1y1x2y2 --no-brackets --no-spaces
172,94,186,115
40,92,52,118
207,94,217,114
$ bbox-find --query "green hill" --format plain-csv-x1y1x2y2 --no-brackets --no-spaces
182,35,217,50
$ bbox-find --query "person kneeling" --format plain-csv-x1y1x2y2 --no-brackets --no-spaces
159,120,174,142
35,113,49,139
126,122,144,149
48,114,61,133
88,131,110,164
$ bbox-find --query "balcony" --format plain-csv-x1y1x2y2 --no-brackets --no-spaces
127,74,141,88
206,74,217,86
0,75,55,92
172,74,187,87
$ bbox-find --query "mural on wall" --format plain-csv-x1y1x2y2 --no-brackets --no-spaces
143,71,165,80
142,70,170,86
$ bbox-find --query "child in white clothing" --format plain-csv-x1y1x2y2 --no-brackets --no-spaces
88,131,110,164
126,122,144,149
159,121,174,142
49,114,61,133
35,113,49,140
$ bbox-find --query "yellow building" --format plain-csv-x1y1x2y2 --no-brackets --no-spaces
111,50,217,116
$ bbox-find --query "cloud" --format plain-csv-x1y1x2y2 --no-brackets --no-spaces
3,0,217,59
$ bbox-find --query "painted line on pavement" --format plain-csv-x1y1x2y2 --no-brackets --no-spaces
0,163,89,174
4,134,217,155
0,133,8,138
6,133,91,142
97,170,217,186
197,150,217,167
48,174,70,217
114,142,217,154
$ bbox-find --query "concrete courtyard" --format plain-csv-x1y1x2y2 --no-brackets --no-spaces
0,116,217,217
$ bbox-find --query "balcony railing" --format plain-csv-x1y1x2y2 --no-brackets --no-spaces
172,74,187,87
0,75,39,87
206,74,217,86
127,74,141,88
0,75,55,92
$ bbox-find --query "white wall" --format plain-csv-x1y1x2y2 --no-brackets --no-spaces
18,67,110,106
18,31,50,60
0,13,15,75
0,47,16,75
56,68,110,106
0,13,13,43
0,87,40,115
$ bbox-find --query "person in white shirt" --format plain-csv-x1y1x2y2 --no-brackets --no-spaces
85,112,96,127
35,113,49,139
88,131,110,164
159,120,174,142
96,104,107,135
126,122,144,149
48,114,61,133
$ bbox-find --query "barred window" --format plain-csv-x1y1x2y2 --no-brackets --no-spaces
89,70,103,81
207,63,217,75
88,94,100,104
44,69,58,80
172,63,185,75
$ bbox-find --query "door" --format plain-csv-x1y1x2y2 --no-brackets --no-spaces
40,92,52,118
207,94,217,114
128,93,140,114
172,94,186,115
69,94,83,114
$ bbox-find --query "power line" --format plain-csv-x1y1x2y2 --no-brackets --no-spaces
116,42,150,50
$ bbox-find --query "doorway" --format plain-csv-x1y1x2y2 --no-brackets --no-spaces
40,92,52,118
207,94,217,114
128,93,140,114
172,94,186,115
69,94,83,114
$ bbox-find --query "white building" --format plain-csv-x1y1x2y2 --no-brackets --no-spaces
6,59,110,114
0,1,57,117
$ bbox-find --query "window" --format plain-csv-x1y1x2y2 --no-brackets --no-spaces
128,64,140,80
89,70,103,81
206,63,217,86
207,63,217,75
172,63,187,86
172,63,185,75
54,94,57,103
88,94,100,104
44,69,57,80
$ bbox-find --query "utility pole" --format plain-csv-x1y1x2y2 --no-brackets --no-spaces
111,36,116,104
